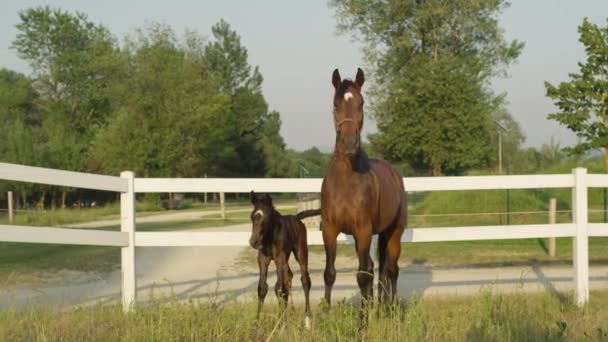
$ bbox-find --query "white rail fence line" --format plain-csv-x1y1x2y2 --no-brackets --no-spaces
1,162,607,310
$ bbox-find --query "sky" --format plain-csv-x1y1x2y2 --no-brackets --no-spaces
1,1,607,152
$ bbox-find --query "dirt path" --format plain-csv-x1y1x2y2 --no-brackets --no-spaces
3,222,608,309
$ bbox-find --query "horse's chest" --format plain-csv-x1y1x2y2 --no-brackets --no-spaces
322,176,375,224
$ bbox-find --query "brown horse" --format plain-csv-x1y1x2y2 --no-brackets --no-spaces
321,68,406,310
249,191,320,328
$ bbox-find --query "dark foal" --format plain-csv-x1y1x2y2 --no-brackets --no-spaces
321,68,406,321
249,191,320,328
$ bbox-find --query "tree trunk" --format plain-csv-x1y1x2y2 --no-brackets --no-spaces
37,191,46,210
51,191,57,211
21,192,26,208
61,190,67,209
168,192,174,210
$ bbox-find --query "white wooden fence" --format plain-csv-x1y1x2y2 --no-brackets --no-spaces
1,162,607,311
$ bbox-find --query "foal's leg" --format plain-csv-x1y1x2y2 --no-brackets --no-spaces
294,243,312,329
256,252,271,318
322,224,340,307
274,255,290,307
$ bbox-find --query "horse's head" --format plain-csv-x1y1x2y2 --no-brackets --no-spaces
249,191,273,249
332,68,365,156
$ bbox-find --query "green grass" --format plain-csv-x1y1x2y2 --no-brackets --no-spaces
1,290,607,341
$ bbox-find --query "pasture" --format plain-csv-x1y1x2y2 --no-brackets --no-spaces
1,291,607,341
3,162,608,341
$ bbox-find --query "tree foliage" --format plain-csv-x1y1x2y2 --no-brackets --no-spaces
545,18,608,171
329,0,523,175
0,7,294,208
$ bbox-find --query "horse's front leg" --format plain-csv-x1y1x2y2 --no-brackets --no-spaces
354,228,374,330
256,252,271,319
322,223,340,308
354,230,374,302
274,254,290,308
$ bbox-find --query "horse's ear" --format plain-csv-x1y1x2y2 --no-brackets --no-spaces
355,68,364,88
332,68,341,89
263,193,273,205
250,190,257,204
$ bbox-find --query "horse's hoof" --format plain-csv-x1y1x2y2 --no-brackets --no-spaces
304,315,312,330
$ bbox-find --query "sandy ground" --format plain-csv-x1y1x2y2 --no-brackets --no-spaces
3,220,608,310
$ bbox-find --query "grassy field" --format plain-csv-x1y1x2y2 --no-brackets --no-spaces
1,290,607,341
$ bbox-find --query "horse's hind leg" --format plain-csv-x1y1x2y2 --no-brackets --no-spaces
378,233,389,304
383,207,406,305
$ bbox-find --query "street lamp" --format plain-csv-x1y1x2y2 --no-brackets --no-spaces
493,120,508,174
299,165,310,179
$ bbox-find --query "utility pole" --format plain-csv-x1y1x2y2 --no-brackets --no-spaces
493,120,508,174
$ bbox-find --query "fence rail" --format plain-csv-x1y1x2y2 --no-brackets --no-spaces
0,224,128,246
0,162,606,310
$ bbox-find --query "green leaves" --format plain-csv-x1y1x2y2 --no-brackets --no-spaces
0,7,298,209
545,18,608,170
330,0,523,175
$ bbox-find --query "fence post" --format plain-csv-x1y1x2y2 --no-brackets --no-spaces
120,171,136,312
572,168,589,306
220,192,226,219
548,198,556,257
7,191,13,223
204,174,207,205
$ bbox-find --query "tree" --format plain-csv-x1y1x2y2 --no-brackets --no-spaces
546,18,608,172
0,69,43,206
203,20,285,177
92,23,230,178
329,0,523,175
12,6,122,173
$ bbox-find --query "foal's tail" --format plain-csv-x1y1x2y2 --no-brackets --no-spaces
295,209,321,220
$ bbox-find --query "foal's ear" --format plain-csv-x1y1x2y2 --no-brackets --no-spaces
332,68,341,89
355,68,364,88
262,193,273,205
250,190,257,204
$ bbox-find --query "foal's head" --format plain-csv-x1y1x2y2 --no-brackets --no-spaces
249,191,273,249
332,68,365,156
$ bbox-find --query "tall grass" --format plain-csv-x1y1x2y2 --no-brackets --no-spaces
1,290,607,341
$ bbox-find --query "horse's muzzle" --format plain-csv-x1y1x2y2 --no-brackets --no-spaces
249,236,261,249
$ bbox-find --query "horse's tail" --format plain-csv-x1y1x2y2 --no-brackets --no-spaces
295,209,321,220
